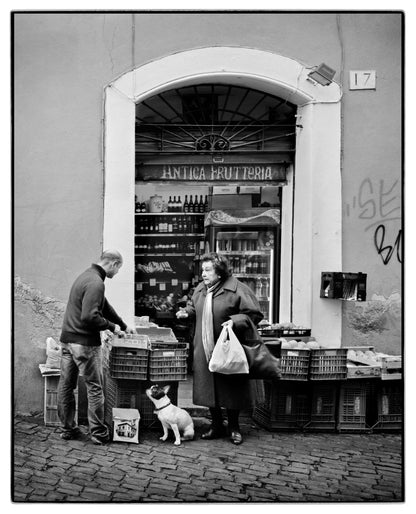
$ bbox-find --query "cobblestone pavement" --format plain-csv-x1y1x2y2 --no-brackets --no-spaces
13,415,403,503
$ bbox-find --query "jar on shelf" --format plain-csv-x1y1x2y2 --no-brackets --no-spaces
149,195,163,213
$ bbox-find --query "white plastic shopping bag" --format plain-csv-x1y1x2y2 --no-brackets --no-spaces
208,325,249,374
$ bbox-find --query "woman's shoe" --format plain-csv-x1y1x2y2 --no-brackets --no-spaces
201,426,227,440
230,431,243,445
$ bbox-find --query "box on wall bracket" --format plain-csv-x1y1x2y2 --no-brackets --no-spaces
320,272,367,301
112,408,140,443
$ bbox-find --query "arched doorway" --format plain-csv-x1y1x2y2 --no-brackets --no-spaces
103,46,342,346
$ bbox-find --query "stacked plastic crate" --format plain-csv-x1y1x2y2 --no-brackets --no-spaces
253,330,311,430
103,328,188,428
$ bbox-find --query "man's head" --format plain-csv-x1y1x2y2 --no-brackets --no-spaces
97,249,123,278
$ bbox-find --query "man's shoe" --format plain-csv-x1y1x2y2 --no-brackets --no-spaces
60,427,83,440
230,431,243,445
91,434,110,445
201,426,227,440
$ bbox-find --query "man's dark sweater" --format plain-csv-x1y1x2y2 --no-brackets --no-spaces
60,264,127,346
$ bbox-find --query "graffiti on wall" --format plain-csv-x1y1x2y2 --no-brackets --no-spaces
345,178,402,264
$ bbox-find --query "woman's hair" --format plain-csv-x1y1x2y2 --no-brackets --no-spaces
200,252,230,280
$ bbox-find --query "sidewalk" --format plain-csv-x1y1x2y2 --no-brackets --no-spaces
13,414,403,503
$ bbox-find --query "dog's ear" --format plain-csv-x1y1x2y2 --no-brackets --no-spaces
163,385,171,394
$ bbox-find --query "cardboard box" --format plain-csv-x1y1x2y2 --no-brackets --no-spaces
239,185,261,194
212,185,238,195
211,194,252,209
112,408,140,443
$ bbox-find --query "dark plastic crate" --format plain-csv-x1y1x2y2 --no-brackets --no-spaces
280,348,310,380
109,347,149,380
253,381,310,431
309,348,348,380
373,381,403,431
338,381,371,433
104,374,178,428
148,347,188,381
305,383,337,431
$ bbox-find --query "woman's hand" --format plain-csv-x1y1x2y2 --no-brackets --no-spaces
176,307,189,319
221,319,233,329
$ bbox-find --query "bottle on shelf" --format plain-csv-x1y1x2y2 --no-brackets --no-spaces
172,216,178,233
188,195,194,213
204,194,209,212
140,201,146,213
178,196,183,212
168,196,173,212
172,196,177,212
198,195,204,213
167,217,173,233
184,195,189,213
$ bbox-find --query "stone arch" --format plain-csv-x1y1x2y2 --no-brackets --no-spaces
103,46,342,346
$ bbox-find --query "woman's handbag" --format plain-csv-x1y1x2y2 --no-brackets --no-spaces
241,338,282,381
208,325,249,375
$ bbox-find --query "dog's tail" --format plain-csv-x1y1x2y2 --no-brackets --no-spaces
181,423,194,441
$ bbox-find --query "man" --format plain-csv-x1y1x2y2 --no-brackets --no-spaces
57,249,135,445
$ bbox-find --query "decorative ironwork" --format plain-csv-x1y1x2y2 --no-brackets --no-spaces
136,84,297,155
195,133,230,151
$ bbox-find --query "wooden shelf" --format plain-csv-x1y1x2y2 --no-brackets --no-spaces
218,250,271,255
233,273,270,278
135,233,205,237
135,212,205,216
135,253,195,257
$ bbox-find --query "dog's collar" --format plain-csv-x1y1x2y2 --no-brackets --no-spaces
154,401,171,412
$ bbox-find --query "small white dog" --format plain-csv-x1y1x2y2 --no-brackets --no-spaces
146,384,194,446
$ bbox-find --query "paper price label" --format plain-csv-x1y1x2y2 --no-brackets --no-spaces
159,283,166,291
149,278,156,286
171,279,178,286
182,282,189,290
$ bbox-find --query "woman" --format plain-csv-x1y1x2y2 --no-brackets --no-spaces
176,252,263,445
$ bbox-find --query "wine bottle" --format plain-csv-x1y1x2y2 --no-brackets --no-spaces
204,195,209,212
178,196,183,212
184,195,189,213
199,195,204,213
188,195,194,213
172,196,177,212
140,201,146,213
168,196,173,212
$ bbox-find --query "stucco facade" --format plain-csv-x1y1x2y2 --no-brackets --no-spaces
14,12,402,415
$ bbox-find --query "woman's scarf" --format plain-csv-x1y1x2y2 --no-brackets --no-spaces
201,279,223,363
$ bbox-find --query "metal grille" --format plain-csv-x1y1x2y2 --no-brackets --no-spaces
136,84,297,155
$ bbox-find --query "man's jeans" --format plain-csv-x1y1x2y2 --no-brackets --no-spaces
58,342,108,439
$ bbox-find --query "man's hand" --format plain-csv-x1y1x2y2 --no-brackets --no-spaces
176,307,189,319
114,324,125,337
125,326,136,334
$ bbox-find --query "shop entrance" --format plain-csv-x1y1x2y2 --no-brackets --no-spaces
103,46,342,347
134,84,296,352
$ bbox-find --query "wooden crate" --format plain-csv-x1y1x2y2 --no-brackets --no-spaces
39,365,78,427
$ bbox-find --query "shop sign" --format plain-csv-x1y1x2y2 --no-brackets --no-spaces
136,163,287,183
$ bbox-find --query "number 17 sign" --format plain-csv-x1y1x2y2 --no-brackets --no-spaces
349,70,376,90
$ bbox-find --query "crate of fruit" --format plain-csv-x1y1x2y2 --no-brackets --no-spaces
108,335,151,380
148,345,189,381
309,348,348,380
346,346,381,379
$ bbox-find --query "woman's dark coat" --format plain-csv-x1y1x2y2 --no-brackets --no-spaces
186,275,263,409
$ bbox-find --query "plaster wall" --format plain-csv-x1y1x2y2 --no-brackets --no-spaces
14,12,402,414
